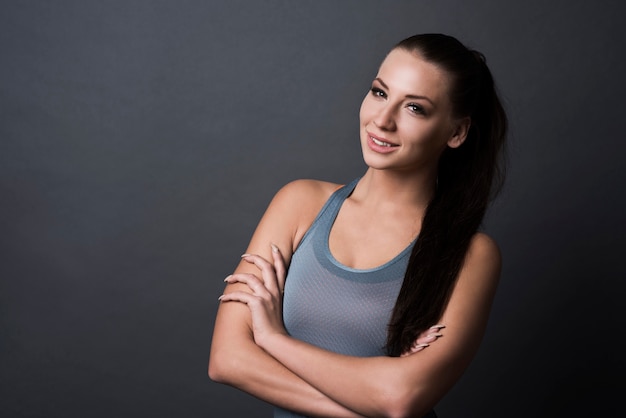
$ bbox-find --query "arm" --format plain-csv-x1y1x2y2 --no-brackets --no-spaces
224,233,501,417
209,180,363,417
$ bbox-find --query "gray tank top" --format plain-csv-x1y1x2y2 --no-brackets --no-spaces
275,178,425,418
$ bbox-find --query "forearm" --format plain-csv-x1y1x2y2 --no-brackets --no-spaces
216,261,428,416
261,334,428,418
210,337,363,417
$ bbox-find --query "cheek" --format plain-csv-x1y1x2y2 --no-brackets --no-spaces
402,120,450,150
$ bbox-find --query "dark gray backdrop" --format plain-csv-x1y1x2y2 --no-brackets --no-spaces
1,1,624,417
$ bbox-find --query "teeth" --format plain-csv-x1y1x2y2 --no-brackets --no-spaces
371,137,391,147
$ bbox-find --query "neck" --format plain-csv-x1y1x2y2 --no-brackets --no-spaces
353,168,437,211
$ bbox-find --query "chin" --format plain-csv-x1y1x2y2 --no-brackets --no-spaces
361,152,393,170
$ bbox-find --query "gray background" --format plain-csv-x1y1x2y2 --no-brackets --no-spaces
1,1,624,417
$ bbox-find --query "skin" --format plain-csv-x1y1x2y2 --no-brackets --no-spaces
209,49,500,417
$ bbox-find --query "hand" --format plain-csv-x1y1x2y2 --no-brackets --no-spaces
219,244,287,348
400,325,445,357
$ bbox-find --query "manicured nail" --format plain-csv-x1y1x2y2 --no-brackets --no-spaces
427,333,443,338
224,275,232,282
241,253,252,258
416,343,429,348
218,295,225,301
271,243,279,253
430,324,445,330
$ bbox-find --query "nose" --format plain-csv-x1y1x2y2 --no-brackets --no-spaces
373,104,396,131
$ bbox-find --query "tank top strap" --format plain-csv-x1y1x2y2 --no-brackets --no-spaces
316,178,360,224
294,178,360,252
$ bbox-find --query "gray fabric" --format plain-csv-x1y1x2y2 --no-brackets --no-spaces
276,179,434,417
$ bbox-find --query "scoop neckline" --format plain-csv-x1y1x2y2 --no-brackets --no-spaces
323,182,417,273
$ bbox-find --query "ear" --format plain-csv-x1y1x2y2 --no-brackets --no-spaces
447,117,471,149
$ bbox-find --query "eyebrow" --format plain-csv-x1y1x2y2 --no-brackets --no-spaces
375,77,435,106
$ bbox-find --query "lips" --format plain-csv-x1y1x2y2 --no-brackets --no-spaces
367,131,398,147
366,131,399,154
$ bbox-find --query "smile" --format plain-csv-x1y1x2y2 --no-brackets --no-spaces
371,137,394,147
366,133,399,154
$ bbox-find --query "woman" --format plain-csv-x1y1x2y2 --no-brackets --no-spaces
209,33,507,417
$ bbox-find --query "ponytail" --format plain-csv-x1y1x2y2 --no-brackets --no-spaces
385,34,507,356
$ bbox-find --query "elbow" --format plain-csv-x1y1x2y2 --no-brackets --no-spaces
375,384,433,418
207,351,225,383
381,399,430,418
378,396,415,418
207,355,224,383
208,346,240,385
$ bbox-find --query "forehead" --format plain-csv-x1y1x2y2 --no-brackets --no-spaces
377,48,450,102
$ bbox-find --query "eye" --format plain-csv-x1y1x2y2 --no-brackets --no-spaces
370,87,386,98
407,103,426,115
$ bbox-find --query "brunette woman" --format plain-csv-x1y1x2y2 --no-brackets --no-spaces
210,33,507,417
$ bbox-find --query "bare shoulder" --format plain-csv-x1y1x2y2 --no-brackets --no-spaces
255,179,343,254
273,179,341,207
454,232,502,302
269,179,339,219
467,232,501,268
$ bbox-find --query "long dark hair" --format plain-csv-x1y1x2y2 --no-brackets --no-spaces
385,34,507,356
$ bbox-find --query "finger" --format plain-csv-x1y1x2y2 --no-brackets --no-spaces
241,253,274,280
414,324,445,342
241,253,272,268
224,272,261,285
225,274,270,297
270,244,287,292
401,343,429,357
219,290,259,305
241,253,280,295
416,332,443,345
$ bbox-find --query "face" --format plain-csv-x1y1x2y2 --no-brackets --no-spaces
359,48,468,174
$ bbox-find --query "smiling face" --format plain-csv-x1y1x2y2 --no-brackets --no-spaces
359,48,468,174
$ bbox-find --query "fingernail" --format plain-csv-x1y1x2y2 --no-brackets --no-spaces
271,243,279,253
430,324,445,330
218,295,225,301
427,333,443,338
416,343,429,348
241,253,252,258
224,275,232,282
